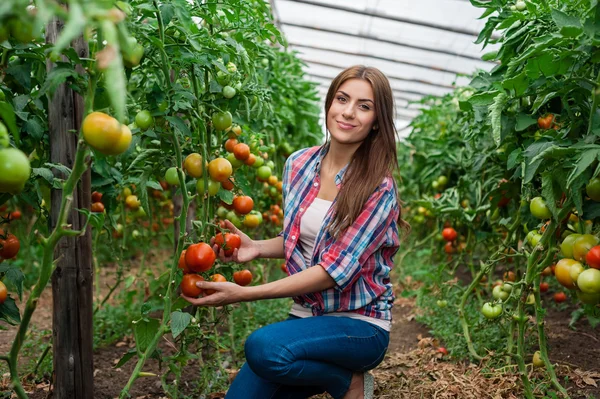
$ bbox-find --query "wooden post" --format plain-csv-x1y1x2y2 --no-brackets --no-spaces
46,18,94,398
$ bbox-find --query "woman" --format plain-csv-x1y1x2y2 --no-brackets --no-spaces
183,65,408,399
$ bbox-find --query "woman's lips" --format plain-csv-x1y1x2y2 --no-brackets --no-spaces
336,120,356,130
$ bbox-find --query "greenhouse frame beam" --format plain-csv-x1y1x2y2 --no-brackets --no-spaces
290,42,470,76
280,0,496,38
303,59,457,90
283,22,489,63
309,72,436,98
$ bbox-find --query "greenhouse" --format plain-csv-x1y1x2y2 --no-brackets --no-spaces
0,0,598,398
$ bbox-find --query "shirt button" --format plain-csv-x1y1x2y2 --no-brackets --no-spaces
300,207,304,212
292,235,296,240
314,183,319,187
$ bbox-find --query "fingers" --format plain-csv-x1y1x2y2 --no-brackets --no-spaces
212,244,234,262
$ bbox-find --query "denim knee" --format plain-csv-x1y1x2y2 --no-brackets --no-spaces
245,327,295,380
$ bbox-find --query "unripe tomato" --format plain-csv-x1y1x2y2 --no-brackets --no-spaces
231,125,242,136
555,258,581,289
268,175,278,186
585,245,600,269
135,110,154,131
0,148,32,194
82,112,123,154
441,227,457,242
233,269,252,286
577,268,600,294
205,273,227,295
180,274,204,297
103,124,132,155
0,281,7,304
212,111,233,131
541,266,553,276
165,167,180,186
92,191,103,203
183,153,205,178
553,292,567,303
208,158,233,182
532,351,544,368
561,234,581,258
185,243,216,272
91,202,105,213
586,177,600,201
0,234,20,259
196,179,220,196
481,302,502,319
222,85,236,99
492,285,509,301
569,262,585,283
576,290,600,305
125,195,141,210
252,156,265,169
226,211,242,228
233,195,254,215
572,234,599,262
437,175,448,187
226,153,244,169
233,143,250,161
530,197,552,219
256,165,272,181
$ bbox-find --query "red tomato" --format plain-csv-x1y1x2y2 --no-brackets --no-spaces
178,250,190,274
444,241,454,254
0,234,20,259
553,292,567,303
180,274,204,297
91,202,105,213
233,196,254,215
233,269,252,286
539,282,549,292
437,347,448,356
92,191,103,203
442,228,457,242
586,245,600,269
205,274,227,295
10,210,21,220
214,233,242,256
185,243,216,272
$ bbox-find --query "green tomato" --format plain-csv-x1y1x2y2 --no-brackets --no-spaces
257,166,272,180
266,160,275,170
226,152,244,169
501,283,513,293
561,234,582,258
135,110,154,131
252,156,265,169
481,302,502,319
222,85,236,99
158,100,168,113
165,167,180,186
226,210,242,228
492,285,509,301
437,175,448,187
196,179,219,196
436,300,448,308
515,0,526,11
431,180,439,190
576,290,600,305
216,206,229,219
586,177,600,201
226,62,237,73
234,81,242,91
212,111,233,131
530,197,552,219
577,269,600,294
216,70,231,86
0,147,31,194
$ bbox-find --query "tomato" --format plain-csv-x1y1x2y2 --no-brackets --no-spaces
256,165,272,181
233,196,254,215
183,153,205,178
441,227,457,242
560,234,581,258
0,148,31,194
553,292,567,303
481,302,502,319
159,180,169,190
104,124,132,155
444,241,454,254
437,347,448,356
0,281,6,304
530,197,552,219
537,114,553,130
243,153,256,167
226,211,242,228
555,258,580,289
174,250,190,274
196,179,220,196
123,41,144,68
268,175,278,186
577,268,600,294
10,210,21,220
585,177,600,201
436,300,448,308
222,85,236,99
541,266,553,276
225,138,238,153
576,290,600,305
205,273,227,295
230,125,242,136
214,232,242,256
91,202,105,213
569,262,585,283
82,112,124,154
539,282,549,292
492,285,509,301
165,167,180,186
185,243,216,272
0,234,20,259
208,158,233,182
212,111,233,131
503,271,516,282
532,351,544,368
233,269,252,286
437,175,448,187
233,143,250,161
586,245,600,269
572,234,599,262
180,274,204,297
125,195,141,210
226,153,244,169
92,191,103,203
135,110,154,131
252,156,265,169
221,179,234,191
243,213,261,228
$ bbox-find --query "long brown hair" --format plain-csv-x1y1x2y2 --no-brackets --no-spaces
325,65,410,238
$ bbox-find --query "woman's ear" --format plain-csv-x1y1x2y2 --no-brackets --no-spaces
373,124,379,131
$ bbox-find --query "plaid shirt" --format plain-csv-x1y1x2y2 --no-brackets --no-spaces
280,144,400,321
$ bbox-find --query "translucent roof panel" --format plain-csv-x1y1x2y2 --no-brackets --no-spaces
272,0,499,137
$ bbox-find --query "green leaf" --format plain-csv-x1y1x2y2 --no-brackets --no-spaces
134,318,160,355
218,188,233,204
582,199,600,220
541,172,560,219
170,310,192,339
165,116,192,138
114,349,137,368
101,21,127,122
51,2,86,57
0,297,20,325
502,71,527,97
0,102,19,144
515,113,537,132
127,149,162,171
532,91,558,113
567,149,600,188
551,9,582,30
160,4,174,25
490,92,508,146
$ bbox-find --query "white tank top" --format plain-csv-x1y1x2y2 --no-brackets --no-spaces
290,197,391,331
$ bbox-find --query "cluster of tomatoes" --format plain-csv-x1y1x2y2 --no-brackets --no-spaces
91,191,105,213
178,232,252,298
0,227,21,306
262,204,284,227
439,226,467,256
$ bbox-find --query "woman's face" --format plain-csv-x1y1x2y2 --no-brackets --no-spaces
326,78,377,146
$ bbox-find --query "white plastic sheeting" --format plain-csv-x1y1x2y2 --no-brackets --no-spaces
271,0,499,137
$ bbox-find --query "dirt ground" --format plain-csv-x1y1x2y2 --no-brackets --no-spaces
1,255,599,398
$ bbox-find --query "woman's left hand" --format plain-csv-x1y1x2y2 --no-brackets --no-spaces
181,280,247,307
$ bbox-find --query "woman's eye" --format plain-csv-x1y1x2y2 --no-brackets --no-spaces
360,104,371,110
337,96,346,102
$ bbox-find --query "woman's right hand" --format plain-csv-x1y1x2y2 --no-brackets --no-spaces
211,219,260,263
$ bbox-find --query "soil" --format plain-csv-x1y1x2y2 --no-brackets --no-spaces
1,259,599,398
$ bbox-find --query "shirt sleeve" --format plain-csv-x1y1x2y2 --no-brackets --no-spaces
318,184,398,292
277,154,294,238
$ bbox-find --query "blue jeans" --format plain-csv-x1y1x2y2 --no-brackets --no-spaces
225,315,389,399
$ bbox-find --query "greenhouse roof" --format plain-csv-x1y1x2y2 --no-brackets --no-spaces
271,0,500,136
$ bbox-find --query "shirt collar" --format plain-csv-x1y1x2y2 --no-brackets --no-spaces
315,141,349,187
